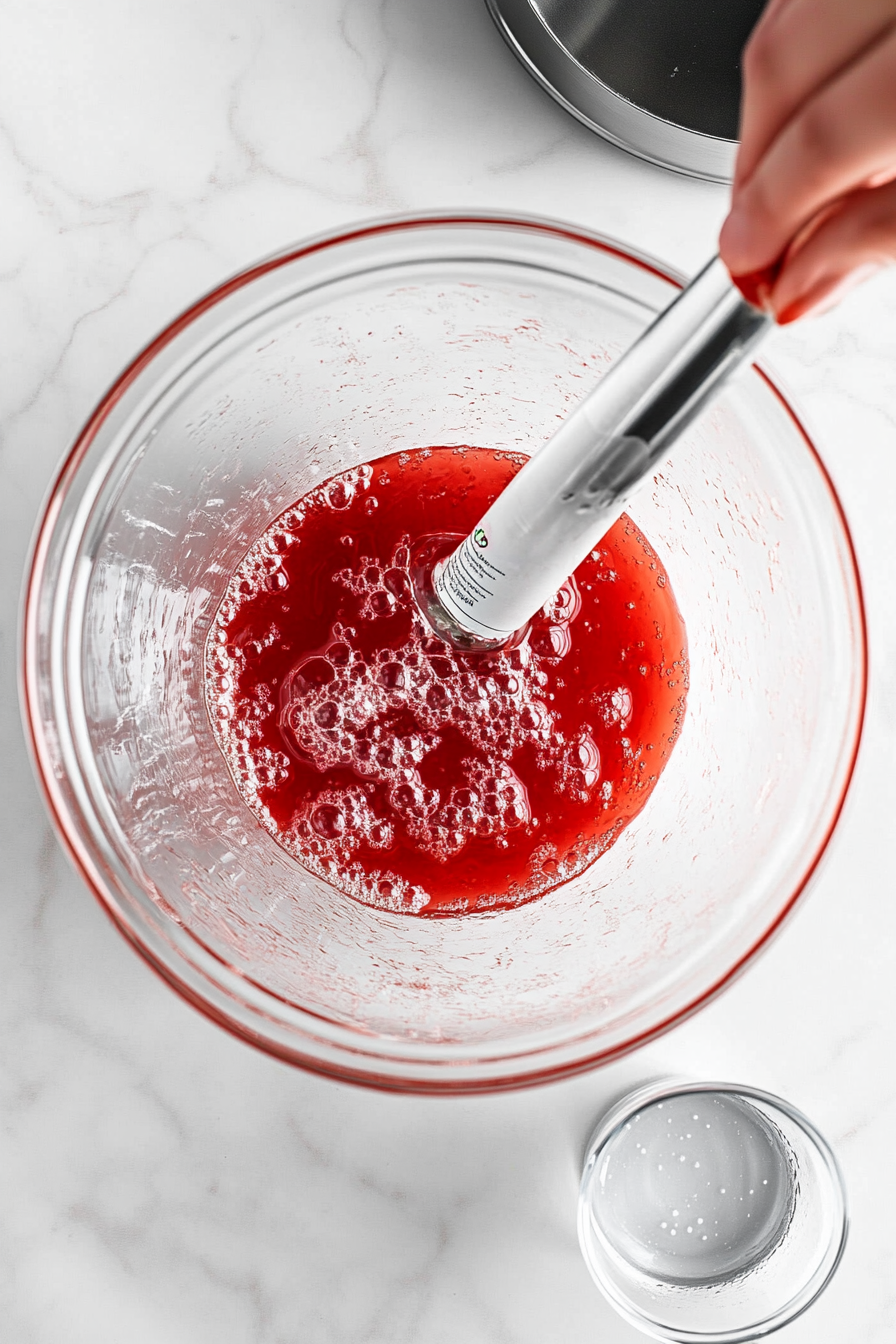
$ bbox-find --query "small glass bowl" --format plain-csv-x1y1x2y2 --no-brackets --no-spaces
21,215,866,1092
578,1080,848,1341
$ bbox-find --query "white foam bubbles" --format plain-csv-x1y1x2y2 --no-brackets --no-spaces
278,537,550,866
206,464,615,913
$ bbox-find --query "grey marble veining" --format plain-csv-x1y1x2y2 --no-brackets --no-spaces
2,1,895,1340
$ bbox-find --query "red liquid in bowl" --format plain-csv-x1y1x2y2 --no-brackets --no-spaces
206,447,688,915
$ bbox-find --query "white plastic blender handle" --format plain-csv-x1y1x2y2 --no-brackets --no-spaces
427,256,772,646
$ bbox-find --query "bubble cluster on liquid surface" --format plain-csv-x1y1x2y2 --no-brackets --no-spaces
205,455,678,916
590,1093,797,1285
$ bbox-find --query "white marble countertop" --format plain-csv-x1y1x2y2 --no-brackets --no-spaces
2,1,895,1340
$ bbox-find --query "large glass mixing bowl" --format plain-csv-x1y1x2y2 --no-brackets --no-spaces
21,216,866,1092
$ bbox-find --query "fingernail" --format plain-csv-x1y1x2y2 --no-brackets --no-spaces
775,292,823,325
775,264,883,325
729,260,783,312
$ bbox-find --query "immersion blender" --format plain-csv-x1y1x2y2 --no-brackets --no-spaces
418,256,772,648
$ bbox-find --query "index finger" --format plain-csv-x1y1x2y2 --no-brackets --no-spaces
735,0,896,187
722,22,896,275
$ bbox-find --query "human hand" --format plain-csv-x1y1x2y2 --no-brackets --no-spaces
720,0,896,322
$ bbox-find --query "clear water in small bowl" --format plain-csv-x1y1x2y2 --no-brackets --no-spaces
591,1093,796,1284
579,1082,848,1340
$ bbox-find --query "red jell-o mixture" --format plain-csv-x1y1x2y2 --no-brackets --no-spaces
206,447,688,916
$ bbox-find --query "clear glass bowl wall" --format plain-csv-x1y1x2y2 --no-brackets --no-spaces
23,217,865,1091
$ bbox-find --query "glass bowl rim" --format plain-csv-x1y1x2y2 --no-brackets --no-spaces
19,211,869,1094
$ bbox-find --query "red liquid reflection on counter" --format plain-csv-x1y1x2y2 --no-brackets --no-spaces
206,447,688,916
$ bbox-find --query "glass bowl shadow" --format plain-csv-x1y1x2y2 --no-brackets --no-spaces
21,215,866,1092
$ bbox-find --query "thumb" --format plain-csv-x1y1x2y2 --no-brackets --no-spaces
766,179,896,323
